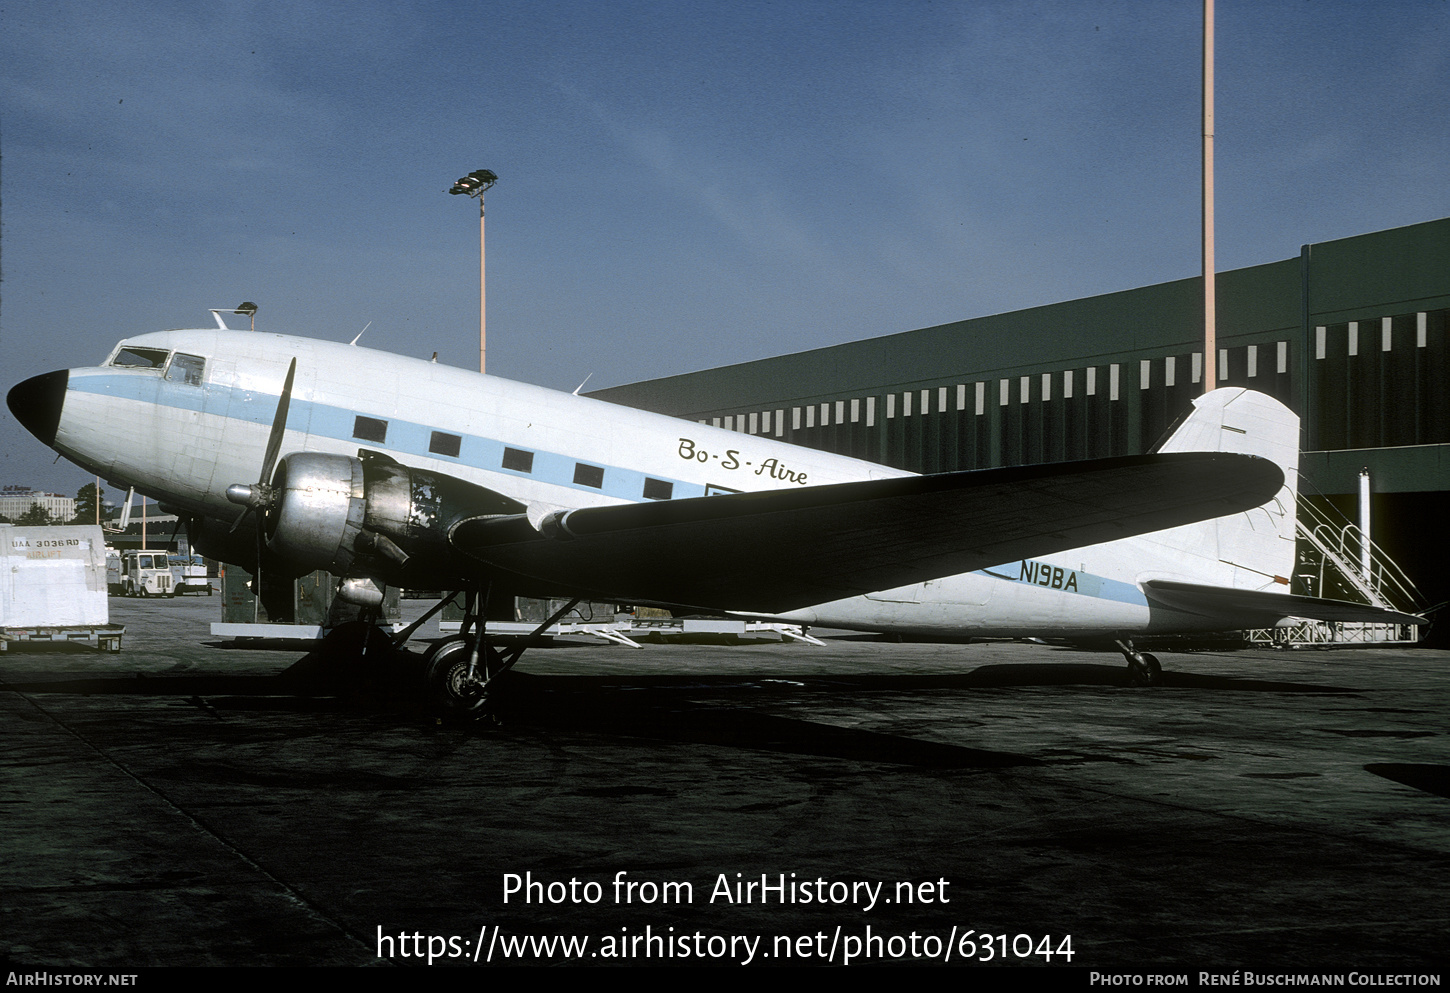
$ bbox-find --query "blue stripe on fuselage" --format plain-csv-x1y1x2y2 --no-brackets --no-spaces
976,562,1145,606
67,373,706,503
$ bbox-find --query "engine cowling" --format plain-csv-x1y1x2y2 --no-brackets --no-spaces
262,450,526,585
266,452,366,574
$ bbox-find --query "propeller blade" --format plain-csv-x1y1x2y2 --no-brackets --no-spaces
259,357,297,488
225,357,296,534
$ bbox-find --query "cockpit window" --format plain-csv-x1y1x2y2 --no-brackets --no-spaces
165,353,206,385
110,347,170,369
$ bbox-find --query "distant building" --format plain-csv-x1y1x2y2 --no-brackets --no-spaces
0,486,75,522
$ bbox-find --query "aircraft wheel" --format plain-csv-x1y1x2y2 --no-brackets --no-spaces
424,637,499,717
1127,652,1163,687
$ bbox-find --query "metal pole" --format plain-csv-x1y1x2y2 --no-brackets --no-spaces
487,191,493,374
1358,467,1371,582
1202,0,1216,393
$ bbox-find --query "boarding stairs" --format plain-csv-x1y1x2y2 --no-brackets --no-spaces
1244,497,1422,647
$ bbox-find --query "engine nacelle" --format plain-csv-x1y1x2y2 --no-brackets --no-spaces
266,453,366,574
263,450,526,584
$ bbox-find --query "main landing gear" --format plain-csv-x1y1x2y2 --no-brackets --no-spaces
1115,639,1163,687
389,589,583,718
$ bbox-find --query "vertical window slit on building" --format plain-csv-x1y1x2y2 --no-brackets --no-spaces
850,398,860,423
1109,364,1120,401
1382,317,1393,352
956,384,967,411
1348,322,1359,356
760,410,770,434
1040,372,1051,402
1019,376,1030,403
749,411,759,434
886,394,896,418
866,396,876,427
903,391,913,416
1192,352,1202,383
711,417,721,428
1418,312,1428,348
1086,367,1097,396
1277,341,1289,373
1247,345,1258,378
1063,369,1074,398
1316,326,1327,359
938,386,947,412
1165,356,1176,388
919,389,929,415
792,407,802,430
975,381,986,415
806,405,816,428
820,403,830,427
775,410,785,437
999,379,1010,406
836,400,845,423
1218,350,1229,378
1139,359,1151,389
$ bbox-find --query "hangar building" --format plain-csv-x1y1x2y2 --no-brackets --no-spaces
591,217,1450,639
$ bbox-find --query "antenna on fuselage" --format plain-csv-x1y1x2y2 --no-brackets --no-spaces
349,322,372,346
573,372,594,395
210,302,259,331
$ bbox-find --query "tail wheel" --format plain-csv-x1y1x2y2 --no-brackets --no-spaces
1127,652,1163,687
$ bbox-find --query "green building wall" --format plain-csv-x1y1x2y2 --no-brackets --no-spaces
593,217,1450,489
592,217,1450,628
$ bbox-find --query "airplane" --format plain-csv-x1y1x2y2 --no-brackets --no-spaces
6,317,1423,713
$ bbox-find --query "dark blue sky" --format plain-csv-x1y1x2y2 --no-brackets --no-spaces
4,0,1448,494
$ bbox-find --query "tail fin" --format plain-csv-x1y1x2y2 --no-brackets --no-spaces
1146,388,1299,591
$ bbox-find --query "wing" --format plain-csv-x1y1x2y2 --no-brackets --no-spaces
450,452,1285,613
1142,580,1426,627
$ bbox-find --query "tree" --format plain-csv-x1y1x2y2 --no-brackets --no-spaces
73,482,105,526
16,504,54,527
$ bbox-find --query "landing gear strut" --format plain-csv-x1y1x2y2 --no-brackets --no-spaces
395,589,583,717
1115,639,1163,687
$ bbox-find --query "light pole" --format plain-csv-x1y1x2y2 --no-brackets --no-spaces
449,169,498,374
1202,0,1216,393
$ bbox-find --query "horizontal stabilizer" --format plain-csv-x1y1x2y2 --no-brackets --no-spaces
1143,580,1426,626
452,452,1284,613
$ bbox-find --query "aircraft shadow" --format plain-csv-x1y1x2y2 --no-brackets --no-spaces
1364,763,1450,800
6,646,1359,769
5,656,1041,770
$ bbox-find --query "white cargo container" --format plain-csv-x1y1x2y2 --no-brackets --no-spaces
1,524,123,652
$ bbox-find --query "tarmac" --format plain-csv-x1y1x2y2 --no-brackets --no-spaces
1,593,1447,972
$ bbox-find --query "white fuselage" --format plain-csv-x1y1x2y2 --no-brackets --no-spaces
46,329,1299,639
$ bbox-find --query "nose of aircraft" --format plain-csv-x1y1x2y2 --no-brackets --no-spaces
7,370,69,448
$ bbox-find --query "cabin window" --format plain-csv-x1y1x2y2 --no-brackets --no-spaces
502,447,534,473
110,347,169,369
429,431,461,458
705,483,740,496
574,463,604,488
165,353,206,385
643,478,673,501
353,416,388,443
